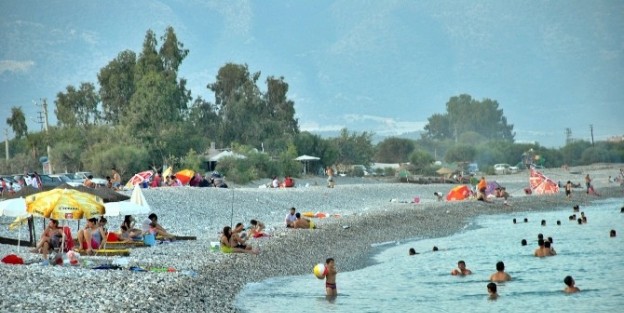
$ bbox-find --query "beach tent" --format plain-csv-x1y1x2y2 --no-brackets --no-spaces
529,168,559,195
485,181,501,196
294,155,320,175
446,185,472,201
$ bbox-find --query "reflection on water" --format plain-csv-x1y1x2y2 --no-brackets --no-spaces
236,199,624,313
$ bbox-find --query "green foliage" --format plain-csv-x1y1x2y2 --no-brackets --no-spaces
294,131,338,167
50,142,82,173
0,153,38,174
444,145,477,163
409,149,435,174
333,128,374,166
180,148,203,171
424,94,515,142
383,167,396,177
6,106,28,139
81,144,149,178
374,137,415,163
561,141,592,166
54,83,100,127
98,50,136,125
581,147,612,164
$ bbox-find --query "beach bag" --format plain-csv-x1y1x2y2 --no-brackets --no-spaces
144,233,156,246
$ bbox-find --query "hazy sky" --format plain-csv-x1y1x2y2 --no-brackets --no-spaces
1,0,622,147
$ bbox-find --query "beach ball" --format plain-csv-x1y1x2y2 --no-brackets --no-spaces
313,263,328,279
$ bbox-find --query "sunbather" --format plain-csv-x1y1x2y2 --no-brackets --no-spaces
232,222,251,250
121,215,142,237
220,226,258,254
119,225,143,242
248,219,269,238
77,218,106,255
293,213,316,229
142,213,175,240
32,219,63,259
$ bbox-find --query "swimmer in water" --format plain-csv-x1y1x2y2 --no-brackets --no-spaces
487,282,498,300
490,261,511,282
451,260,473,276
563,276,580,293
325,258,337,297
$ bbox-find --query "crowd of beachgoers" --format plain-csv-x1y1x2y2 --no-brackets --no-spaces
0,163,622,312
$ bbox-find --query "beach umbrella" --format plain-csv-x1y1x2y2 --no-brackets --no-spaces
130,185,150,207
294,155,320,175
104,201,150,217
529,169,560,195
446,185,472,201
162,166,173,180
124,170,154,189
175,169,195,185
26,189,105,220
0,198,29,253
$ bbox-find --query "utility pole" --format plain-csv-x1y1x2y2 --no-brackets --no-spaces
42,98,53,174
590,124,594,147
4,128,8,160
565,128,572,145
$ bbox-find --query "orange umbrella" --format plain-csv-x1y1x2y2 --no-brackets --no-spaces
175,169,195,185
446,185,472,201
26,189,105,220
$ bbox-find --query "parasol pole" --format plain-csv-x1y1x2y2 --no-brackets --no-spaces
229,187,235,227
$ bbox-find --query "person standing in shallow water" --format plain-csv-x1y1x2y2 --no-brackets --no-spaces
325,258,338,296
487,282,498,300
563,276,580,293
490,261,512,282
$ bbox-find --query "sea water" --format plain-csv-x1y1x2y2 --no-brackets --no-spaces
235,198,624,312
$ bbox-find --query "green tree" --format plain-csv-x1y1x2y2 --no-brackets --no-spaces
561,141,591,166
265,76,299,135
159,26,189,77
6,106,28,139
98,50,136,124
54,82,100,127
180,148,202,171
333,128,374,166
409,149,435,174
424,94,515,142
374,137,415,163
445,144,477,163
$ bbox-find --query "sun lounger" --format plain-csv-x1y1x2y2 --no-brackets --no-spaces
156,235,196,241
74,248,130,257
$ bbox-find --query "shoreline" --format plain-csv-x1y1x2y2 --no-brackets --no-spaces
0,172,621,312
168,186,624,312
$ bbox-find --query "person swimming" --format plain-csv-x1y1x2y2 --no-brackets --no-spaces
487,282,498,300
409,248,418,255
490,261,511,282
451,260,472,276
541,219,546,226
563,276,580,293
521,239,527,246
610,229,616,237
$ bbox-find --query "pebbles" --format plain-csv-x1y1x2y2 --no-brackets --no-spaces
0,170,621,312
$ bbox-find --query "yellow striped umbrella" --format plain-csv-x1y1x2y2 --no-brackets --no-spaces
26,188,105,220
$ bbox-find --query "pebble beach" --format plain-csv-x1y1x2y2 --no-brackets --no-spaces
0,164,622,312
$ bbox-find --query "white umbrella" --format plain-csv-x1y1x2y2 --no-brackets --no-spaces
130,185,150,208
0,198,29,253
104,201,150,217
294,155,321,175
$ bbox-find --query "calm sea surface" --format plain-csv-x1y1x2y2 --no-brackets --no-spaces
235,198,624,312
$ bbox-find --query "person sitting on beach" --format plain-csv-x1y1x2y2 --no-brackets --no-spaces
451,260,472,276
248,219,269,238
563,276,580,293
111,168,122,189
282,176,294,188
32,219,63,259
487,283,498,300
285,207,297,228
232,222,251,250
105,176,113,189
220,226,259,254
433,192,443,201
490,261,512,282
293,212,316,229
83,175,96,188
120,215,142,239
271,176,280,188
325,258,338,296
77,218,106,255
142,213,175,240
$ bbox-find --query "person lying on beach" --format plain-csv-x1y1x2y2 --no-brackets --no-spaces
487,283,498,300
142,213,175,240
451,260,472,276
285,207,297,228
220,226,259,255
78,218,106,255
563,276,580,293
121,215,142,236
490,261,512,282
292,212,316,229
32,219,63,259
248,219,269,238
119,225,143,242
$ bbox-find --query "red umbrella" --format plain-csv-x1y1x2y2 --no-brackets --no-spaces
125,170,154,189
175,169,195,185
529,169,559,195
446,185,472,201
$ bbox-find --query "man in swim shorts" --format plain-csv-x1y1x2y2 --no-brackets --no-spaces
325,258,337,296
451,260,472,276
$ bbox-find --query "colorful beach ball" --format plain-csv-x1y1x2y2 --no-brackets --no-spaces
313,263,328,279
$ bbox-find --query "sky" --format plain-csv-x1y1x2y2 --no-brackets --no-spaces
0,0,622,148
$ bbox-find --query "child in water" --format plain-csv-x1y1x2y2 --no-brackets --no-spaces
325,258,337,296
